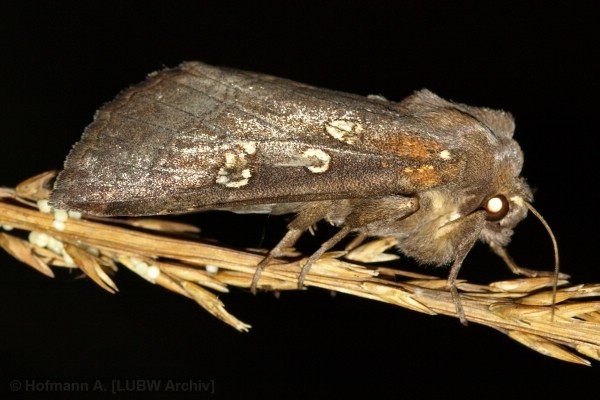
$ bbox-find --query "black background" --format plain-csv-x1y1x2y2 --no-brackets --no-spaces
2,1,598,398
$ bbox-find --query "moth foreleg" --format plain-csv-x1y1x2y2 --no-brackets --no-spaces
445,212,487,325
489,241,569,279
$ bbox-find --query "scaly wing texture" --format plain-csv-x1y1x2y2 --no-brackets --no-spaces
51,62,464,216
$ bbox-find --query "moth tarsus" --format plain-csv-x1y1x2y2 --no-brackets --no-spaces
49,61,559,324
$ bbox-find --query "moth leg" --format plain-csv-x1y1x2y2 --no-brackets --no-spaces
250,228,304,293
444,212,487,325
297,225,352,287
489,242,570,279
250,201,333,293
344,232,368,252
295,196,418,287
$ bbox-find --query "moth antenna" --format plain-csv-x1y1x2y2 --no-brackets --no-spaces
525,201,560,320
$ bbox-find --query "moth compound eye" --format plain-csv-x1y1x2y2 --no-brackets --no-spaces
483,194,509,221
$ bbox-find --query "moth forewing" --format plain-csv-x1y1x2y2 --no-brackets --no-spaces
50,61,546,324
51,62,462,216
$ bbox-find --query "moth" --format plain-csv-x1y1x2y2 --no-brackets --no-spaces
50,61,557,324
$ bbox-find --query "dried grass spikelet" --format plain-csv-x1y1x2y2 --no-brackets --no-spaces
1,172,600,364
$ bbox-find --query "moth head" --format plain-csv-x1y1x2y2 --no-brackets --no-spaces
475,118,532,247
479,190,529,246
478,178,560,291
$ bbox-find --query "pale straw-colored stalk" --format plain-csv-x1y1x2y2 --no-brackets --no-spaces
2,172,599,365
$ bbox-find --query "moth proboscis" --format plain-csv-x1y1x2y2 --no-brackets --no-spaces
49,61,560,325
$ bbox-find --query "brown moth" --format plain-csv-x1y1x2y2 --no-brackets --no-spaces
50,61,554,324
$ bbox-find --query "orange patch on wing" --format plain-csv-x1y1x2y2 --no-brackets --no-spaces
403,164,442,187
378,135,443,159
